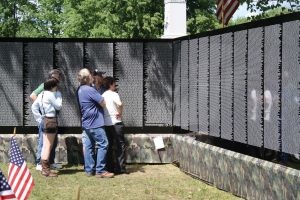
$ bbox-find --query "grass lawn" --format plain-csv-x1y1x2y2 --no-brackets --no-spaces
0,163,242,200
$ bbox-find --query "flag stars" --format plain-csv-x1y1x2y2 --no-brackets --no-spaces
0,182,9,190
0,171,13,192
9,139,24,167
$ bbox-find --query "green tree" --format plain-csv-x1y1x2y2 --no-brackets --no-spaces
0,0,23,37
231,1,297,26
61,0,92,38
244,0,299,13
62,0,164,38
106,0,164,38
1,0,299,38
187,0,221,34
241,0,299,22
14,0,64,38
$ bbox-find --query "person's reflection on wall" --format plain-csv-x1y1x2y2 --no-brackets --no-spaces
264,90,273,121
249,89,274,122
250,89,258,121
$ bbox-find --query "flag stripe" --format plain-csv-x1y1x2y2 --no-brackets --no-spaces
20,177,34,200
216,0,239,25
9,163,32,200
0,191,15,196
224,1,239,22
7,165,18,184
218,0,235,19
0,194,17,200
224,0,239,24
15,166,31,197
9,164,24,190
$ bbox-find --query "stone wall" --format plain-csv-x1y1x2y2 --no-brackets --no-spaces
171,135,300,200
0,134,173,164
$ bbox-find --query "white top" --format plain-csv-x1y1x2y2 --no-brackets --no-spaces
32,91,62,124
102,90,122,126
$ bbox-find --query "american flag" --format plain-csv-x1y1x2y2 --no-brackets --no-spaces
8,138,34,200
216,0,239,25
0,169,16,200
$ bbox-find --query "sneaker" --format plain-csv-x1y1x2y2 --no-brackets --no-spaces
95,171,114,178
36,164,42,171
50,163,62,170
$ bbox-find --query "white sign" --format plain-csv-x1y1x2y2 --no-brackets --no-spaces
153,136,165,150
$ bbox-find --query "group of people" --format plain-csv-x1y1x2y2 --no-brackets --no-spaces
31,68,126,178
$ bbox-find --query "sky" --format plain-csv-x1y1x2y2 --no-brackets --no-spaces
232,3,250,19
232,1,295,19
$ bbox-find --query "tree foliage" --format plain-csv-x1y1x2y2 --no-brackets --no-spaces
187,0,221,34
232,6,292,25
245,0,299,13
19,0,64,37
0,0,23,37
231,1,299,26
0,0,298,38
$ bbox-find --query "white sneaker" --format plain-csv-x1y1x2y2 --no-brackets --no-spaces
50,163,62,170
36,164,42,171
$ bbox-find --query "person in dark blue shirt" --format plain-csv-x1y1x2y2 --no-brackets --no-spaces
77,68,114,178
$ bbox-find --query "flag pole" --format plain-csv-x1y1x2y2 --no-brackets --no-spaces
13,127,16,137
222,0,225,28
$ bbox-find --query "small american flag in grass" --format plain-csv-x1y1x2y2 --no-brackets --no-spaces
0,169,16,200
8,138,34,200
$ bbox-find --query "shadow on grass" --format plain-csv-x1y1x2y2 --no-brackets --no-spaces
126,164,148,174
58,164,149,175
59,169,84,175
58,164,84,175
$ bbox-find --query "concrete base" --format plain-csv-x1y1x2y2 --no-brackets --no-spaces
171,135,300,200
0,134,173,164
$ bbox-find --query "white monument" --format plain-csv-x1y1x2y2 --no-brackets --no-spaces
162,0,187,38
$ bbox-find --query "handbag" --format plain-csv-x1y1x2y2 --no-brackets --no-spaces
44,117,58,133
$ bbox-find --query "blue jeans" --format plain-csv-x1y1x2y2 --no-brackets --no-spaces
36,120,57,164
82,127,108,174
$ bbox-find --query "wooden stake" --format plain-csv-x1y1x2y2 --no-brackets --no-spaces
76,185,80,200
13,127,16,137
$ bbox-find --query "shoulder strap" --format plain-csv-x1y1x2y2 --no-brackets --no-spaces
41,91,46,116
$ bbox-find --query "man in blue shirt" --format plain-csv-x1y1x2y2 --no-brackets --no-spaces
77,68,114,178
